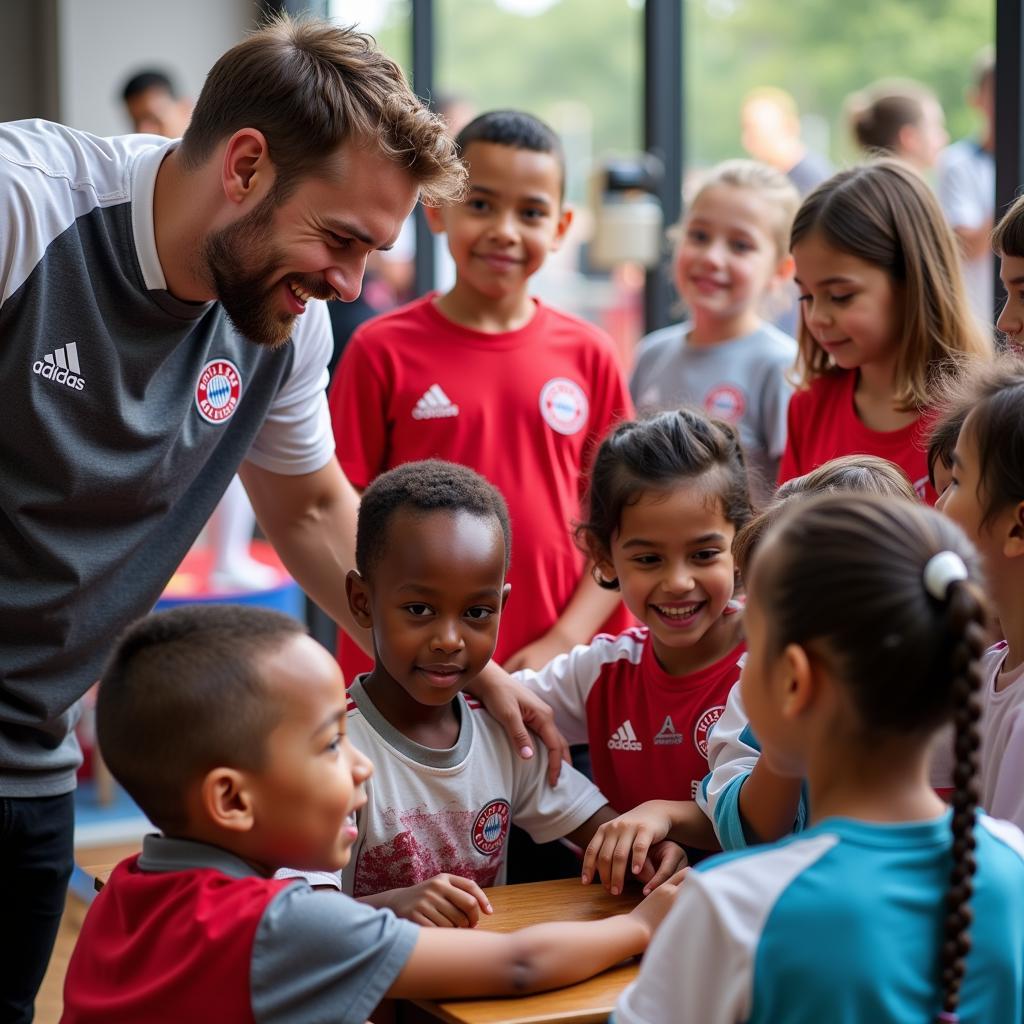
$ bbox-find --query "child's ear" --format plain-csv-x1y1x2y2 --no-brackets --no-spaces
779,642,815,719
774,252,796,283
200,767,255,833
1003,501,1024,559
500,582,512,610
346,569,374,628
422,203,447,236
549,205,573,252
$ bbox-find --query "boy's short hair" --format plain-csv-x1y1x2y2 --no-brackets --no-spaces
122,69,178,102
454,110,565,200
178,14,465,205
356,459,511,578
97,605,305,833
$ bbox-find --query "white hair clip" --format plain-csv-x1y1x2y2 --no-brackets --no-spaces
923,550,969,601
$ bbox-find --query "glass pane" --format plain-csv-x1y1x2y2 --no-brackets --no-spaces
436,0,646,361
685,0,995,172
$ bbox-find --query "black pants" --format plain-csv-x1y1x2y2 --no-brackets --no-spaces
0,793,75,1024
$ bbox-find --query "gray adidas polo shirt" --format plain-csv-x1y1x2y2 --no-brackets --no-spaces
0,120,335,796
136,836,417,1023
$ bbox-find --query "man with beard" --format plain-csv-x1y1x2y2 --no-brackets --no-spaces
0,17,564,1022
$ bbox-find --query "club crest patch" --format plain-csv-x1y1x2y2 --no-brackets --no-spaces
195,358,242,424
704,385,746,424
472,799,511,855
539,377,588,435
693,705,726,759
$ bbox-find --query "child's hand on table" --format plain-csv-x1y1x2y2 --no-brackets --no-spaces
580,801,680,895
382,873,493,928
628,867,688,941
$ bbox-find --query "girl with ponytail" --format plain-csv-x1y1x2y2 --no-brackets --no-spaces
615,494,1024,1024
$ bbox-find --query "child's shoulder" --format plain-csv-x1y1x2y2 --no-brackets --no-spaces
534,300,620,355
348,293,442,348
745,321,799,360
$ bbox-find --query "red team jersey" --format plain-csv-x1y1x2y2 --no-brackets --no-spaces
778,371,937,504
329,295,634,677
516,626,747,811
62,856,287,1024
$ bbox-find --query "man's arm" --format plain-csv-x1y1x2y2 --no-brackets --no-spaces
503,566,623,672
238,457,371,654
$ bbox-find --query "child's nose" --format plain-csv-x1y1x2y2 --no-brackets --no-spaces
664,563,696,593
997,299,1021,339
488,210,518,242
430,620,465,652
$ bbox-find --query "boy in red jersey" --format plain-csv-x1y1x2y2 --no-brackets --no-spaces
61,605,683,1024
329,109,633,684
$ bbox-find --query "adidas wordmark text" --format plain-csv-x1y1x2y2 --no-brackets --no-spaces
33,343,85,390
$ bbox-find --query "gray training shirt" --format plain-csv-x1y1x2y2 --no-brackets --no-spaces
0,120,335,796
629,321,797,503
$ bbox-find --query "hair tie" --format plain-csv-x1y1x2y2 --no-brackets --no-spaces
923,551,969,601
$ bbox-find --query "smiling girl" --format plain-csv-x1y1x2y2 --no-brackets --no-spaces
631,161,799,503
779,160,991,503
514,409,752,878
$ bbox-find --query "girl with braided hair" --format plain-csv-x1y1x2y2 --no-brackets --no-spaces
936,357,1024,831
615,494,1024,1024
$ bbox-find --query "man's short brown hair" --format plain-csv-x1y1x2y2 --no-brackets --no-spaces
179,14,465,205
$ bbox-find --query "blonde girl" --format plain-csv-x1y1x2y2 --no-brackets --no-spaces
630,160,800,502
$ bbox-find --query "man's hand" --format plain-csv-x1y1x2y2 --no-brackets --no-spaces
380,874,492,928
469,662,570,786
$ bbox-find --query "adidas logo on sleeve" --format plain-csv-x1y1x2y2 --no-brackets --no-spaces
412,384,459,420
33,343,85,390
607,719,643,752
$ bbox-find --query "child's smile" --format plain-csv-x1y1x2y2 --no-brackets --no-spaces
598,484,741,676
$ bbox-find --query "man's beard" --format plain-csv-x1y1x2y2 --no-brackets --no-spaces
201,191,297,350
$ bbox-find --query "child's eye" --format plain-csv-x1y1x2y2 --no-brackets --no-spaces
797,293,812,304
467,198,490,213
829,293,854,305
521,207,546,221
631,554,661,566
327,232,353,250
693,549,721,563
730,240,754,254
326,732,343,753
404,603,433,617
686,228,709,244
465,606,495,621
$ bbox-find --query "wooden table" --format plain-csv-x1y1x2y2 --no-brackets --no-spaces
87,866,640,1023
87,863,116,891
410,877,640,1024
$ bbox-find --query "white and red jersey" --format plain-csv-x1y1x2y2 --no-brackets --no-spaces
328,294,634,680
341,677,607,898
515,626,746,812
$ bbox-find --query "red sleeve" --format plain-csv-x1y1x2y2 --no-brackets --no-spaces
777,388,807,485
327,329,390,490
